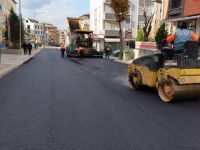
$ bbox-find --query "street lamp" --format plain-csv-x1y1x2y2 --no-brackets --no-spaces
19,0,22,49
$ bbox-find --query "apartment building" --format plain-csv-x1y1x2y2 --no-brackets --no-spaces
43,23,59,46
90,0,161,51
0,0,17,47
163,0,200,36
24,18,45,44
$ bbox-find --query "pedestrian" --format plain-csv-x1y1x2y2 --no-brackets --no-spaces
60,45,65,58
22,42,27,55
27,42,33,55
104,45,111,59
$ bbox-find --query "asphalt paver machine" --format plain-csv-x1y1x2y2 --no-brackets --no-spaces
128,41,200,102
66,29,103,58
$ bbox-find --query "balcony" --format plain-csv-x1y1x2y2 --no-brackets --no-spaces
105,30,119,37
105,0,111,4
105,13,116,20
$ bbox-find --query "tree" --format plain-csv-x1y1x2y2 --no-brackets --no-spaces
110,0,130,59
136,27,144,41
155,23,168,50
5,8,24,48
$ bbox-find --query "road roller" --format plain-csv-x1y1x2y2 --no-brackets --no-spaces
128,41,200,102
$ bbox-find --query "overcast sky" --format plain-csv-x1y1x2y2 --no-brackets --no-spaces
18,0,90,30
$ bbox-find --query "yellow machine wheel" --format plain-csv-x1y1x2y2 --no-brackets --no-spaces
129,70,142,90
158,79,174,102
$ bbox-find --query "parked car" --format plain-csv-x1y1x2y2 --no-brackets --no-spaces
111,50,120,57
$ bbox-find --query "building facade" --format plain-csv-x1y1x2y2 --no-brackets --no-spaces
163,0,200,36
0,0,17,47
24,18,45,44
43,23,59,46
90,0,161,51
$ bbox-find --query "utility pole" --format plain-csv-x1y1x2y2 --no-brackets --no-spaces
19,0,22,49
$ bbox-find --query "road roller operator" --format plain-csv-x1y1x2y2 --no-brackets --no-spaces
166,22,199,54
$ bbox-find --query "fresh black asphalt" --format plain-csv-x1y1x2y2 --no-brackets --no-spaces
0,48,200,150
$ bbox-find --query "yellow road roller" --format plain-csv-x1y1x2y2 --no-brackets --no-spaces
128,41,200,102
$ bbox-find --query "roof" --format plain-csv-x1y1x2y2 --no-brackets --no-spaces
28,18,39,23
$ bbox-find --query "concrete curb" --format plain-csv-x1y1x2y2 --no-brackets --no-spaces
0,48,43,79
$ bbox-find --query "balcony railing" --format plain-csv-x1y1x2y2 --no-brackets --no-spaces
105,13,116,20
105,30,120,37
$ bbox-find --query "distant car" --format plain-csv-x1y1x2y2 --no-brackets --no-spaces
111,50,120,57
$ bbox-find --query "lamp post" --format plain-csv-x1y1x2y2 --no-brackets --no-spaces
19,0,22,49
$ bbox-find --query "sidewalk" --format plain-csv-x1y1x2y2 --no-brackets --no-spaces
0,48,42,78
109,56,133,65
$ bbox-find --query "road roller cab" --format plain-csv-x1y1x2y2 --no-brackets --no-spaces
128,41,200,102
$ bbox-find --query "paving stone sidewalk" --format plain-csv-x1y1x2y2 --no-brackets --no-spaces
0,48,42,78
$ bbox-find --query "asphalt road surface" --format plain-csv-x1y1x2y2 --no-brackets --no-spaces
0,48,200,150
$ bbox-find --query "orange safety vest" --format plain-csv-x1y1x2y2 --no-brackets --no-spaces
60,45,65,50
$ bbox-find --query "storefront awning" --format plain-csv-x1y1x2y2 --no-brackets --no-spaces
164,15,200,22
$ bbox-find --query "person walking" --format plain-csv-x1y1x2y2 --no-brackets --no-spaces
60,45,65,58
22,42,27,55
27,42,33,55
104,45,111,59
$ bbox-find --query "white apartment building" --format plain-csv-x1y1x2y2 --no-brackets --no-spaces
90,0,162,50
0,0,17,47
24,18,45,44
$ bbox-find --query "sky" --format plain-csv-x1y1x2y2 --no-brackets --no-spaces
18,0,90,30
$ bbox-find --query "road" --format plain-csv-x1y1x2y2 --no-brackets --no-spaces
0,48,200,150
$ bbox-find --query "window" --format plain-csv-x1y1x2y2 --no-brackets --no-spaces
27,25,30,29
170,0,182,9
26,20,28,23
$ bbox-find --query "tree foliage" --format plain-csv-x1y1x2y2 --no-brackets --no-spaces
136,28,144,41
110,0,130,59
5,8,24,48
155,23,168,50
110,0,130,22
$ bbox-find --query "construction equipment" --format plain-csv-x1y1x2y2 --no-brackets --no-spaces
66,18,103,58
128,41,200,102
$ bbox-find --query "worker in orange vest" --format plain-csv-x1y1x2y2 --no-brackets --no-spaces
60,45,65,58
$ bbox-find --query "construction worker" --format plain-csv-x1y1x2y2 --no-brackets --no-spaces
166,22,198,54
60,45,65,58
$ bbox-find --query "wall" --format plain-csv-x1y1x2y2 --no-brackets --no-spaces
184,0,200,16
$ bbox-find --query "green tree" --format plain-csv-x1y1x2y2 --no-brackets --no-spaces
155,23,168,50
110,0,130,59
5,8,24,48
136,28,144,41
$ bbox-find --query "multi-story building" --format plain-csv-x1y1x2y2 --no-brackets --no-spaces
0,0,17,47
163,0,200,36
24,18,45,44
43,23,59,46
59,30,66,45
90,0,161,51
